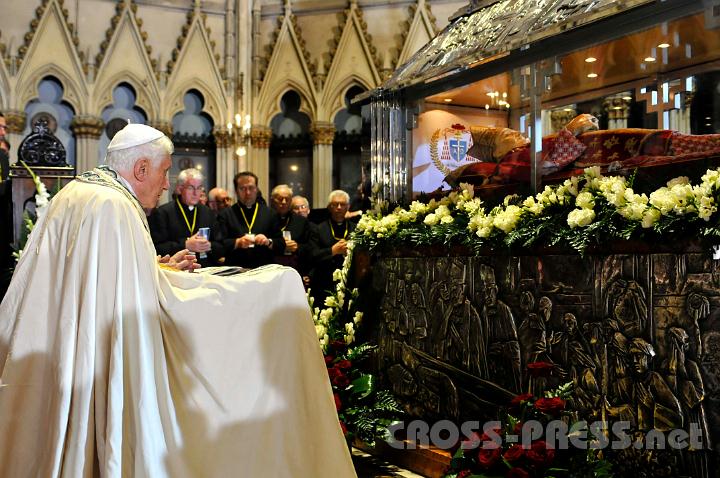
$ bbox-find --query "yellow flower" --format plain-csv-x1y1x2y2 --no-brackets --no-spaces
576,191,595,210
641,208,661,228
567,208,595,228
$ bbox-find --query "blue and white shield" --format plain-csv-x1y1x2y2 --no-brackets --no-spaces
448,138,468,162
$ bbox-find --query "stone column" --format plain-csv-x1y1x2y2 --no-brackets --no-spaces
4,111,26,165
70,115,104,173
249,126,272,194
213,128,235,194
311,122,336,208
604,96,631,130
550,108,576,133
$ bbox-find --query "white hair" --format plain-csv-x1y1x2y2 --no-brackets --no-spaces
105,136,174,172
271,184,293,198
292,195,309,205
177,167,204,185
327,189,350,205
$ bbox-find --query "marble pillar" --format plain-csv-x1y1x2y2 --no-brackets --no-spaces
311,122,336,209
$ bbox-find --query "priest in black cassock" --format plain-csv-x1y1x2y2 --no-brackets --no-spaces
149,168,218,267
215,171,285,268
308,189,355,303
269,183,312,279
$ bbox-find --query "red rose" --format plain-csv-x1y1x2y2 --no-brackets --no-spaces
477,446,502,469
526,440,555,467
513,422,524,435
327,366,342,380
457,471,472,478
324,355,335,365
333,393,342,411
332,374,350,388
336,360,352,369
507,467,530,478
339,421,348,435
503,444,524,462
509,393,534,409
526,361,554,377
534,397,566,416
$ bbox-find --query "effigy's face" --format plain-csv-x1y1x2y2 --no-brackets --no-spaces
631,351,649,375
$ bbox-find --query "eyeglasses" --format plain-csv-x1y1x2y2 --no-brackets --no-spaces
292,204,309,210
183,185,204,193
329,201,348,208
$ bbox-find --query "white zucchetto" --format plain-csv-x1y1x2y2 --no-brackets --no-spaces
107,123,165,152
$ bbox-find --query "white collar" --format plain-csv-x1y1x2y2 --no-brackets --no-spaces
114,173,138,198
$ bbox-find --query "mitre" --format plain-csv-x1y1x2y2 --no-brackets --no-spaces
107,123,165,152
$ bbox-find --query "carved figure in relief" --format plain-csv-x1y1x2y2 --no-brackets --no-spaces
606,324,634,406
478,264,521,392
686,292,710,358
518,294,557,394
605,338,683,432
663,327,710,477
700,332,720,398
555,313,600,415
606,279,648,338
406,282,429,350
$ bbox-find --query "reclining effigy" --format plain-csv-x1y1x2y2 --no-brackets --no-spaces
446,114,720,192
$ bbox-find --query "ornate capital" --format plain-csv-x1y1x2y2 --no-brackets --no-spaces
311,122,336,145
148,121,172,137
550,109,576,133
4,111,26,134
70,115,104,139
213,129,232,148
604,97,631,120
250,127,272,148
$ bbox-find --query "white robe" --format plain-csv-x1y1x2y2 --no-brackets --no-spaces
0,168,356,478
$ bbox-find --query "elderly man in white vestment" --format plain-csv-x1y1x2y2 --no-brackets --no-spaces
0,124,356,478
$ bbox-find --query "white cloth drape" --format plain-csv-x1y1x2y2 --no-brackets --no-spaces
0,170,356,478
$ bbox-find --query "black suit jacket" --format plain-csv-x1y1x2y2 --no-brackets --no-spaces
308,220,355,299
274,214,313,274
148,200,219,266
215,202,285,268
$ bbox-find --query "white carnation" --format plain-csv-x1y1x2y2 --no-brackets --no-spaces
567,208,595,228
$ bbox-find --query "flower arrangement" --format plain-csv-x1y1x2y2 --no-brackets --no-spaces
443,373,612,478
13,161,52,261
353,167,720,255
309,238,403,445
323,340,403,445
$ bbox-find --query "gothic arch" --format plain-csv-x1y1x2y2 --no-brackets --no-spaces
95,74,158,120
17,66,85,115
163,6,225,127
327,77,371,120
260,82,315,127
14,0,87,113
256,8,318,127
165,80,224,128
92,1,160,118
